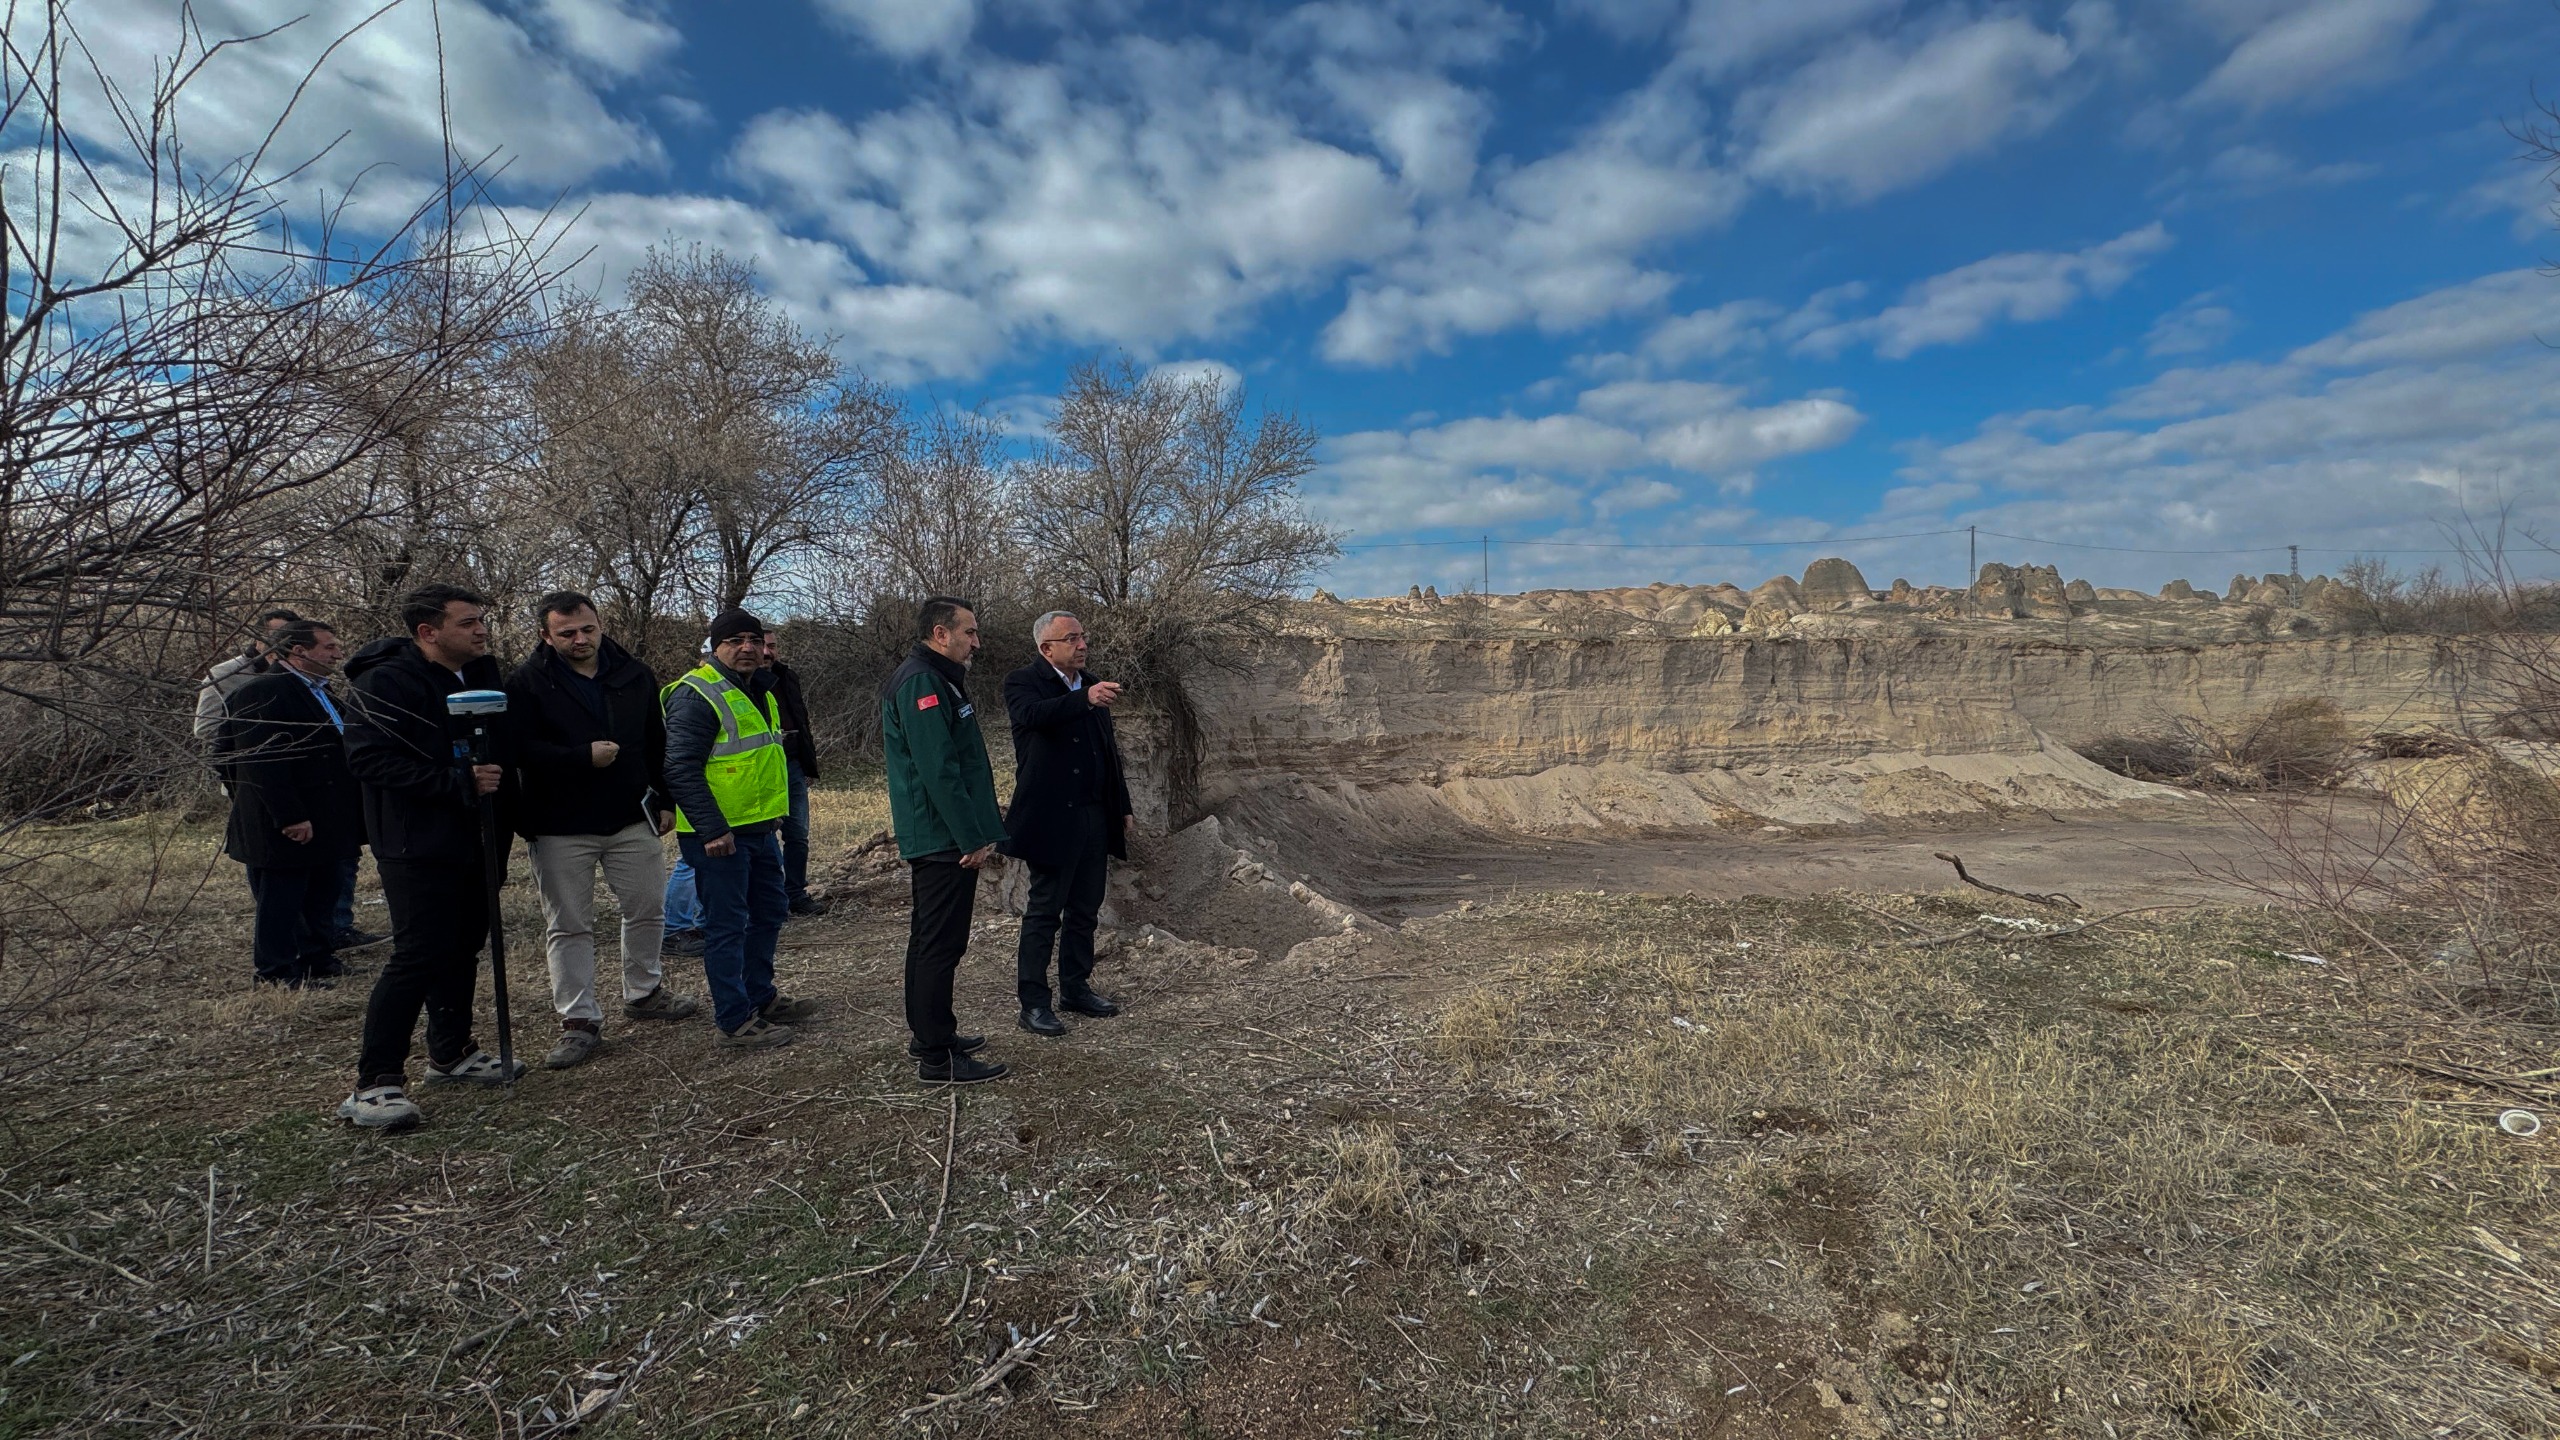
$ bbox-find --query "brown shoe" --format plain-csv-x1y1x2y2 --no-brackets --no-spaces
623,987,701,1022
544,1024,600,1070
759,994,818,1024
718,1016,796,1050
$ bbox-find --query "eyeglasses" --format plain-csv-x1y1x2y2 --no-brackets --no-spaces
1040,633,1089,645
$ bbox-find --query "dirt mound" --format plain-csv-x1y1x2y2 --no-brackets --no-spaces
2383,745,2560,872
1220,738,2171,851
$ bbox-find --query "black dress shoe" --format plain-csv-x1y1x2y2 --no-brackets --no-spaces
1060,991,1121,1018
1019,1007,1067,1037
919,1053,1009,1085
330,927,388,952
907,1033,987,1058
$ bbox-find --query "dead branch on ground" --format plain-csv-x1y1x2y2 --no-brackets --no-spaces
1933,852,2080,910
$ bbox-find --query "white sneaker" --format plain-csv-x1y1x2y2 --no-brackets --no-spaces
338,1086,422,1130
421,1050,524,1087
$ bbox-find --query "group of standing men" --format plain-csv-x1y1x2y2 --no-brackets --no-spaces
208,586,1135,1125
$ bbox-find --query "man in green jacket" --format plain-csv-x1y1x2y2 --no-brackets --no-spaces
880,596,1010,1085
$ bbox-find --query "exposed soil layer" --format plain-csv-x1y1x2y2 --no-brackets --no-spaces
1217,789,2395,920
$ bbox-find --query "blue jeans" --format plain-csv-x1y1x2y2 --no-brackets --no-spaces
783,761,812,903
333,851,360,934
677,828,786,1033
663,857,700,932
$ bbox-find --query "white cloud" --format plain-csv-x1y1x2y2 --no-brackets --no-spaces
1737,16,2079,203
1638,298,1784,367
730,52,1412,366
2457,162,2554,244
1556,0,1684,42
1647,397,1865,471
1794,223,2172,359
528,190,1013,382
1149,358,1244,392
1323,81,1747,364
31,0,661,236
2144,290,2238,357
2187,0,2428,112
537,0,682,78
1675,0,1905,79
812,0,977,59
1886,267,2560,582
2282,268,2560,371
1595,477,1682,516
2194,143,2376,193
1305,377,1864,543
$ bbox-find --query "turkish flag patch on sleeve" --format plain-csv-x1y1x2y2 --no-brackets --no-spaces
916,692,940,710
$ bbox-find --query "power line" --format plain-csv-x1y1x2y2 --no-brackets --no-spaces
1340,527,1964,553
1971,528,2471,557
1338,527,2480,558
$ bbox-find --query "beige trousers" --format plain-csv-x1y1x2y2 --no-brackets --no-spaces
527,822,667,1023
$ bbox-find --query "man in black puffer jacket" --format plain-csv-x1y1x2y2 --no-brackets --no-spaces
336,583,519,1132
505,591,700,1071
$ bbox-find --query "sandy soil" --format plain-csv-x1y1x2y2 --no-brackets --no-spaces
1264,796,2396,920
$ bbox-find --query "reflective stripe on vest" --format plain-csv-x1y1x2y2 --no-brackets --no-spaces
661,664,789,833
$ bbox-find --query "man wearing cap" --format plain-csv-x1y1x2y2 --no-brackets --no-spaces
881,596,1009,1085
662,608,809,1049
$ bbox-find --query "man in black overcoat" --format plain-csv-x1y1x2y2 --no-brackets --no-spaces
222,620,365,989
1001,610,1134,1037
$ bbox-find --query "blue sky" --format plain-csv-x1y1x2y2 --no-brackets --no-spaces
88,0,2560,595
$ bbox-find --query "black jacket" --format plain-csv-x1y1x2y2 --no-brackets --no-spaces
343,637,512,865
1000,661,1132,871
221,671,364,869
504,638,668,838
768,661,821,780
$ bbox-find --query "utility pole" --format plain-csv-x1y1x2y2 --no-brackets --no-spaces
1481,535,1490,597
1967,525,1976,582
2287,544,2299,582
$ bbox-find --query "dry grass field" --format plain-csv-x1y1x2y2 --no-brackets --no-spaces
1,783,2554,1438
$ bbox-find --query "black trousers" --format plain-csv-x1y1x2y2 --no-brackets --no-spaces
904,857,978,1061
358,857,486,1088
246,863,338,983
1017,805,1110,1009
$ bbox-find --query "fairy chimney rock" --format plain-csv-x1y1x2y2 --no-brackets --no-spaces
1748,575,1806,616
1799,557,1874,610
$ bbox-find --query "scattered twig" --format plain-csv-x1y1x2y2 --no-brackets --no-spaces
1843,897,1930,935
202,1165,216,1275
895,1326,1054,1424
844,1088,961,1333
1934,852,2080,911
11,1222,152,1288
2267,1053,2349,1134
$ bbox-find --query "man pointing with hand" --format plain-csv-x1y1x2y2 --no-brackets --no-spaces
882,596,1010,1086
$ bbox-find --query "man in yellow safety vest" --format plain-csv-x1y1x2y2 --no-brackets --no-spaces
661,608,814,1048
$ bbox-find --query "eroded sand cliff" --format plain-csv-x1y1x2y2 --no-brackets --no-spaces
1124,562,2465,861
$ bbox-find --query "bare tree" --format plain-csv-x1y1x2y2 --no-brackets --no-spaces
0,3,566,1097
0,2,562,807
619,247,896,615
869,404,1022,603
510,247,895,665
1017,355,1334,675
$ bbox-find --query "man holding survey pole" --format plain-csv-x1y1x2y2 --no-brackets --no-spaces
338,585,521,1132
